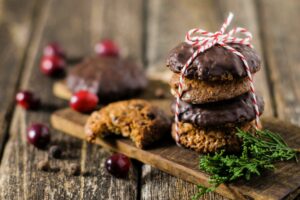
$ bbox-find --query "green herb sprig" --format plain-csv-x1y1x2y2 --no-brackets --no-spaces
192,129,299,200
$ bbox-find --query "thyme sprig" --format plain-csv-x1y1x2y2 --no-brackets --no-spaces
192,129,299,199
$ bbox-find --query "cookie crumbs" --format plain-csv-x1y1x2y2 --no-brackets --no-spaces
67,163,81,176
37,160,50,171
49,145,62,159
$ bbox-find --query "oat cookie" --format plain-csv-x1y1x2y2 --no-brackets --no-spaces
170,73,251,104
171,121,256,153
85,99,171,148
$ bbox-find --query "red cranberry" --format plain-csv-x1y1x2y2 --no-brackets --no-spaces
70,90,98,113
94,39,119,57
40,55,65,76
105,153,131,178
27,124,50,149
16,91,40,110
43,42,65,58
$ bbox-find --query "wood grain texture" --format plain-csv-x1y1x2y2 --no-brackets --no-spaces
0,0,39,161
258,0,300,125
145,0,274,199
257,3,300,197
1,0,299,199
51,107,300,200
53,81,72,100
0,0,143,199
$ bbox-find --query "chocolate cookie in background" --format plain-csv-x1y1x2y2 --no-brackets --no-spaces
66,56,148,103
166,41,264,153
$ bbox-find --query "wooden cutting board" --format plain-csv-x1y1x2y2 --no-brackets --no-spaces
51,80,300,200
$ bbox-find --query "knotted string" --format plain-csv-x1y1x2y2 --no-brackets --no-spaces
174,13,260,145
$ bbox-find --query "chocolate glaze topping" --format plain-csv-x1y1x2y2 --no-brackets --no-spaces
66,56,147,102
166,42,261,81
172,93,264,128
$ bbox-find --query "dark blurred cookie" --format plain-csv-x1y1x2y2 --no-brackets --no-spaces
85,99,171,149
172,93,264,128
170,73,250,104
66,56,147,102
166,42,261,81
171,121,256,153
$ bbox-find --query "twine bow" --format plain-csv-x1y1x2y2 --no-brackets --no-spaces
174,13,260,145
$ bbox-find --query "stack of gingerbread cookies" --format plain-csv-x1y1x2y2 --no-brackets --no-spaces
166,42,264,153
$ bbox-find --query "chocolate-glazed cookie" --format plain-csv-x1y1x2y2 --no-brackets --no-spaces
170,73,250,104
166,42,261,81
172,93,264,128
66,56,147,102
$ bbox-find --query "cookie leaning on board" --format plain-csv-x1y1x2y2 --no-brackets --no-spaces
85,99,171,148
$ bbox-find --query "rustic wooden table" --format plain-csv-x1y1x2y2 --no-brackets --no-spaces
0,0,299,199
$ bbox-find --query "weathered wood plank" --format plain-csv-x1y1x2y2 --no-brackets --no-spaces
144,0,274,199
258,0,300,125
216,0,273,118
50,107,300,200
0,0,38,161
90,0,144,62
257,2,300,197
0,0,143,199
146,0,219,82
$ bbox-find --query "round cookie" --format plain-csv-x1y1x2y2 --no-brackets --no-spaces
166,42,261,81
172,93,264,128
66,56,147,102
170,73,250,104
85,99,171,149
171,121,256,153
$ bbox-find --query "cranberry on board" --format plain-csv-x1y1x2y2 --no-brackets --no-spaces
27,124,50,149
94,39,119,57
43,42,66,58
16,90,40,110
40,55,65,76
105,153,131,178
70,90,99,113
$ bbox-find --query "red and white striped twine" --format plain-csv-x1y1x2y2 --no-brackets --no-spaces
174,13,260,145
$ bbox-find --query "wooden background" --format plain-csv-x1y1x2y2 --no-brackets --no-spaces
0,0,299,199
